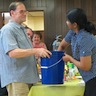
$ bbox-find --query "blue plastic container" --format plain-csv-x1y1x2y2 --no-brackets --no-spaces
41,51,65,84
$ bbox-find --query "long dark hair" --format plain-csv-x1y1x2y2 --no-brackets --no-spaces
67,8,96,34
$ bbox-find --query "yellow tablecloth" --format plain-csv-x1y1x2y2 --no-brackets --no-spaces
28,79,85,96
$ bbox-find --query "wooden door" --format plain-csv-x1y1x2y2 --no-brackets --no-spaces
0,12,4,28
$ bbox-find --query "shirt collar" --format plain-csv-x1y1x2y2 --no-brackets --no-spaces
75,29,85,36
9,19,25,29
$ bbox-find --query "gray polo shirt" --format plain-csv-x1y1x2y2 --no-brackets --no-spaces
0,20,39,87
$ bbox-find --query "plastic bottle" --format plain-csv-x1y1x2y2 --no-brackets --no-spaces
52,35,62,51
67,62,76,80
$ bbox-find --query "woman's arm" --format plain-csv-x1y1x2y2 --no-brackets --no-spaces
58,39,70,51
63,54,91,71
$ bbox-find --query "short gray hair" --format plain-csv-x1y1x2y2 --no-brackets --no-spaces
9,2,24,12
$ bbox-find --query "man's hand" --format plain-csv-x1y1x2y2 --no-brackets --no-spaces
36,48,52,58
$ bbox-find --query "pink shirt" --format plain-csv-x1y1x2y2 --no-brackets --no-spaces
32,42,47,49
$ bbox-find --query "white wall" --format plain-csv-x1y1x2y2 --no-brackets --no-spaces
24,14,44,31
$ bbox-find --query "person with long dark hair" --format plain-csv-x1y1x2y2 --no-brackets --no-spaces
58,8,96,96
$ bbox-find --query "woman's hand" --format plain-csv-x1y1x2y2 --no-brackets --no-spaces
62,53,72,62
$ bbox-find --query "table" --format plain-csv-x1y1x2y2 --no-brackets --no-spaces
28,79,85,96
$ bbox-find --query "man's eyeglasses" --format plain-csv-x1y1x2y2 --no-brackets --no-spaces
15,10,28,14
